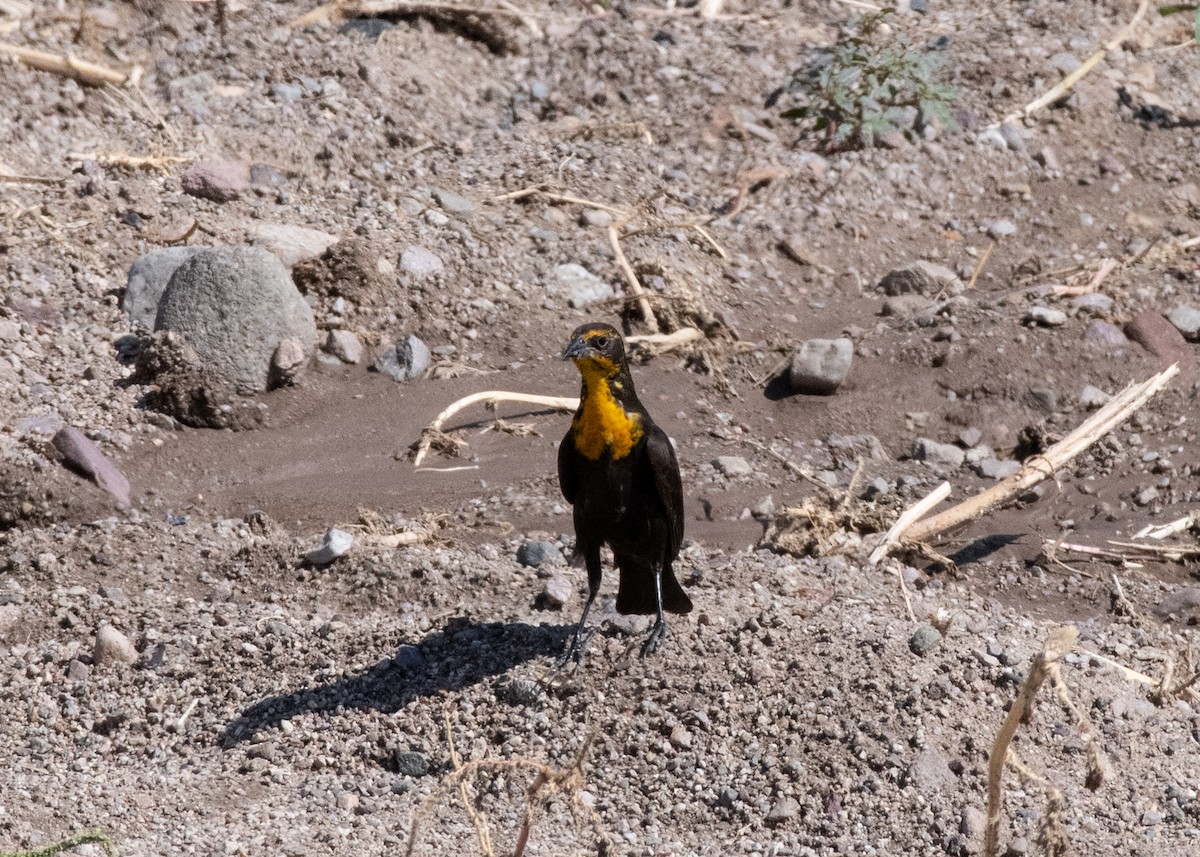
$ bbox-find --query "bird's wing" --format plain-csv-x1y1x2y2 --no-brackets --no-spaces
642,424,685,555
557,430,580,504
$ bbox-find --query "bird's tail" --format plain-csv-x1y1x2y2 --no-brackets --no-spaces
614,553,693,616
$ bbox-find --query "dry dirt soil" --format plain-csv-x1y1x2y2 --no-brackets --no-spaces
2,1,1200,855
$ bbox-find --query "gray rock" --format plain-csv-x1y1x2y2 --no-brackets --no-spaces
0,319,18,341
1167,305,1200,342
862,477,890,499
975,458,1021,480
551,263,611,308
958,427,983,448
964,444,993,464
1084,320,1128,348
67,658,90,682
306,528,353,566
124,247,205,330
961,806,988,840
1050,52,1082,74
269,82,303,102
881,294,933,318
1026,306,1067,327
877,260,964,297
912,438,965,468
372,335,431,382
909,624,942,655
826,434,889,461
248,223,338,268
399,246,444,278
766,797,799,823
1134,486,1159,507
714,456,753,477
998,122,1025,152
1026,387,1057,413
393,751,430,777
1154,585,1200,620
987,219,1018,239
52,426,131,508
182,159,250,202
517,540,562,567
788,338,853,395
1070,293,1113,316
1079,385,1111,409
154,248,317,393
431,187,475,214
393,645,424,669
324,330,363,364
94,624,138,667
910,748,956,791
541,574,575,608
494,676,544,707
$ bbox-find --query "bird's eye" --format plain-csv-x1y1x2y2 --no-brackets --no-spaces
593,336,609,348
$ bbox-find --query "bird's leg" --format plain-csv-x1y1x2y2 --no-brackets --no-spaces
641,562,667,657
560,586,599,667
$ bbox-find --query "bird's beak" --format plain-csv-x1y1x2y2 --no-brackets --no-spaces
562,335,591,361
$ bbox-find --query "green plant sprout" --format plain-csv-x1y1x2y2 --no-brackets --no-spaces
782,11,957,151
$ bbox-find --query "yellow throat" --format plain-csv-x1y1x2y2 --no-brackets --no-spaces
571,358,643,460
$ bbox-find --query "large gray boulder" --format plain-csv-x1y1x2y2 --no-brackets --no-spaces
124,247,205,330
154,248,317,393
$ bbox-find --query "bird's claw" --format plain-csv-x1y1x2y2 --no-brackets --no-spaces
641,620,667,657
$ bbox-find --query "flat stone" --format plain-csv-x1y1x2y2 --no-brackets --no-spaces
306,528,353,566
270,338,307,386
766,797,800,824
788,338,853,395
1026,306,1067,327
541,574,574,608
248,223,338,268
52,426,131,508
372,334,430,382
987,219,1018,238
399,245,444,278
324,329,363,364
958,427,983,448
0,604,20,640
1166,305,1200,342
430,187,475,214
911,747,957,791
94,624,138,667
1126,310,1193,368
393,750,430,777
912,438,965,467
975,458,1021,480
1084,320,1128,348
182,159,250,202
1070,293,1113,316
1079,385,1111,409
1154,585,1200,621
714,456,753,477
881,294,933,318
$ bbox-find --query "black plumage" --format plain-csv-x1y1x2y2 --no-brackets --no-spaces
557,322,691,660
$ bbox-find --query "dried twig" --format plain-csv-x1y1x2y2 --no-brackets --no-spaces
0,42,129,86
412,392,578,467
868,481,951,566
905,364,1179,543
609,222,658,333
966,243,995,290
990,0,1151,128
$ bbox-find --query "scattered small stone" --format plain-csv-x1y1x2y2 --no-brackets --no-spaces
306,528,353,566
0,604,20,640
1070,293,1113,316
270,338,307,386
909,624,942,655
248,223,339,268
669,724,693,749
494,675,544,707
1125,310,1192,367
765,796,800,824
881,294,933,318
94,624,138,667
393,645,424,669
825,434,889,461
975,458,1021,480
540,574,575,609
579,209,613,228
1098,154,1124,175
1134,486,1159,507
67,658,90,682
714,456,753,477
862,477,890,500
372,335,431,382
323,330,363,364
551,263,611,308
912,438,965,468
958,427,982,448
517,540,562,567
431,187,475,215
399,245,444,278
964,444,993,464
123,247,205,330
1026,306,1067,327
987,219,1018,239
1035,147,1061,171
1026,387,1057,413
1079,385,1111,409
876,260,963,297
1049,52,1082,75
787,338,853,395
1166,305,1200,342
182,159,250,202
910,748,956,791
393,750,430,777
961,806,988,841
52,426,131,508
336,792,359,812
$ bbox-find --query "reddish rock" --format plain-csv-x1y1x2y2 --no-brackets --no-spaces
52,426,132,508
182,159,250,202
1124,310,1194,372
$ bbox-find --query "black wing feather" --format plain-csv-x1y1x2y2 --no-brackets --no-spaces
641,422,684,556
557,431,580,505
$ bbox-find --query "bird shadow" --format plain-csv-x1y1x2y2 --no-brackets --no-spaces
222,617,572,747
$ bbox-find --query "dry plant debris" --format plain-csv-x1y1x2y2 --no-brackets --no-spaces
405,705,609,857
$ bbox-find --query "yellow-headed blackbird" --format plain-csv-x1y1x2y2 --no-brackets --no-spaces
558,321,692,660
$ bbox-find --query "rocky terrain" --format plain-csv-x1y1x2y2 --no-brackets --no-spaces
1,0,1200,854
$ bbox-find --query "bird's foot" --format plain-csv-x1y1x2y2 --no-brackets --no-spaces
640,619,667,657
552,626,596,672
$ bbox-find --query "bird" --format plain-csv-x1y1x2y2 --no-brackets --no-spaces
557,321,692,662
